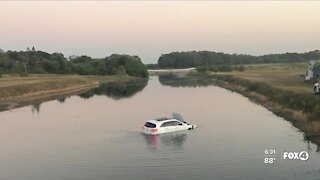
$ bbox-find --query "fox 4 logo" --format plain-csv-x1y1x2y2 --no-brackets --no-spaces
283,151,309,161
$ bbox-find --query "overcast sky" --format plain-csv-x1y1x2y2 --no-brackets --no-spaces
1,1,320,63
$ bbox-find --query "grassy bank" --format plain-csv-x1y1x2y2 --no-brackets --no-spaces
215,63,312,94
0,74,136,111
196,63,320,144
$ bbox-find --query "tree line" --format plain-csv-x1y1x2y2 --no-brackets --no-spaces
155,50,320,69
0,47,148,78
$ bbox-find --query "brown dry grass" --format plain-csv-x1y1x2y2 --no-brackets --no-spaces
0,75,96,99
0,74,136,105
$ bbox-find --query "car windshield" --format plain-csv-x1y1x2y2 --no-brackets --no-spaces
144,122,156,128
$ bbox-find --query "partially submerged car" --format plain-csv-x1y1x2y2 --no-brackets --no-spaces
143,113,196,135
314,81,320,94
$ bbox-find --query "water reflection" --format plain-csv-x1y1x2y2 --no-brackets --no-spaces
2,76,320,180
31,103,41,113
158,74,211,87
79,79,148,100
142,132,188,152
11,80,147,113
56,97,68,104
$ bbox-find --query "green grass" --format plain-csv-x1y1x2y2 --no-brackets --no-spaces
214,62,313,94
206,62,320,121
244,62,308,71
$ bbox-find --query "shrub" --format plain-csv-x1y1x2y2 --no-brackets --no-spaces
30,66,46,74
0,68,3,78
196,66,208,73
19,72,29,77
235,65,245,72
73,63,96,75
217,65,232,72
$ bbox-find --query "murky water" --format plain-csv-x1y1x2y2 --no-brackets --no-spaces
0,76,319,180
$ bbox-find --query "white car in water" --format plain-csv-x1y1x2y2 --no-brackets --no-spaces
143,113,196,135
315,81,320,94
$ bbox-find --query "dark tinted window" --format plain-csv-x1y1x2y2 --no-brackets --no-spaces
161,121,182,127
173,121,183,126
144,122,156,128
161,122,170,127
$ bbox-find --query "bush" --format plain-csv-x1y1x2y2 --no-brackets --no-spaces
196,66,208,73
217,65,232,72
0,68,4,78
30,66,46,74
106,54,148,78
208,66,218,72
235,65,245,72
74,63,96,75
19,72,29,77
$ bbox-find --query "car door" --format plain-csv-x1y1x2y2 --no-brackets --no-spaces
173,121,185,131
161,121,175,133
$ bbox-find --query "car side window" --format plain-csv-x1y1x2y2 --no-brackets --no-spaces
173,121,183,126
161,121,183,127
160,121,173,127
161,122,169,127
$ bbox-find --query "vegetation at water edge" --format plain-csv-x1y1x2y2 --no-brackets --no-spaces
210,74,320,121
0,47,148,78
157,50,320,69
